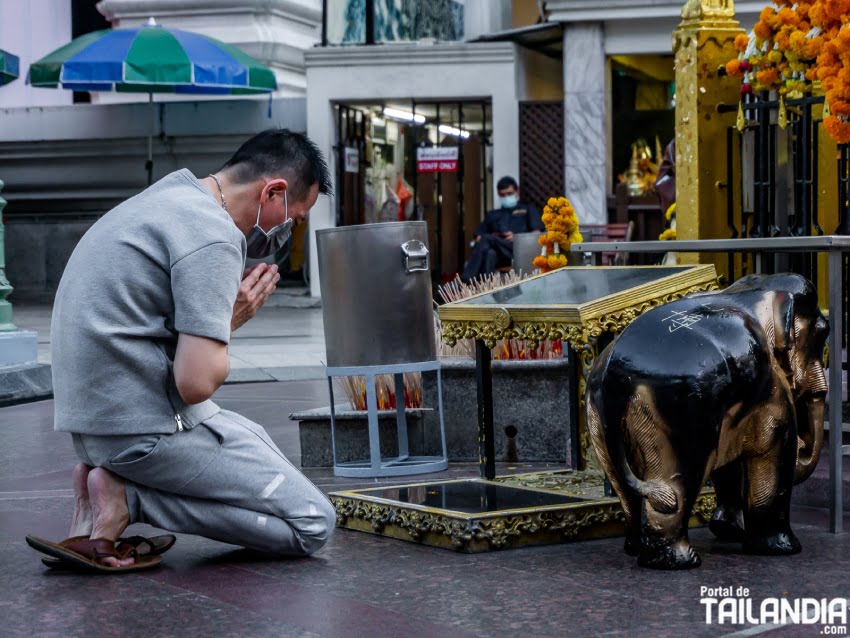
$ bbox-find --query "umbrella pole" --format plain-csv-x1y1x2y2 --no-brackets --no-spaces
146,93,154,186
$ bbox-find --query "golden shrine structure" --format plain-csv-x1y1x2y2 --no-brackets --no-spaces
330,0,848,550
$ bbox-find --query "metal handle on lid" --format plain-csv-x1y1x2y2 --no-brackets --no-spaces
401,239,429,273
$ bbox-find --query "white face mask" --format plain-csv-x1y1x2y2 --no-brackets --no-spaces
500,194,519,209
245,190,293,258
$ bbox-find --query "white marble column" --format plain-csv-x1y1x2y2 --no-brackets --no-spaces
563,22,607,225
97,0,322,98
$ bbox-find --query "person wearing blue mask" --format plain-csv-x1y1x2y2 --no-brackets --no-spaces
27,130,338,573
460,175,544,283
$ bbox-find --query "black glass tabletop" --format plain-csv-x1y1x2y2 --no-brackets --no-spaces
453,266,691,307
355,481,587,514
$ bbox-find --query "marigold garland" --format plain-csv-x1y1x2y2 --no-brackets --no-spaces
661,203,677,240
726,1,850,144
532,196,581,273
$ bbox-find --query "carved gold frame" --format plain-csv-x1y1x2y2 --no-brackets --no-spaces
331,471,717,553
439,264,718,350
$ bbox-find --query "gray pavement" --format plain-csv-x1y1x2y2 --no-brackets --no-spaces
3,380,850,638
9,286,328,386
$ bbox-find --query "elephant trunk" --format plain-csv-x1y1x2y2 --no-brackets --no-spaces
794,361,827,484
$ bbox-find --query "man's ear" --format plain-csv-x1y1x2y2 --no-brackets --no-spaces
265,178,288,200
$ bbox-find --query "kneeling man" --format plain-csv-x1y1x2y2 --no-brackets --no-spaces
27,130,337,572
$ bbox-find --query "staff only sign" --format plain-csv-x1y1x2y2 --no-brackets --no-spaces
417,146,459,173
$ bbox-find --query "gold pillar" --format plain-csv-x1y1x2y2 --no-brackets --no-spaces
817,103,839,234
673,1,745,267
816,100,839,303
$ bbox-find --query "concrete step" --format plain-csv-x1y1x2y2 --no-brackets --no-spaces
0,362,52,407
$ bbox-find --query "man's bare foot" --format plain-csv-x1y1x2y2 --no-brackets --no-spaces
69,463,94,537
87,467,133,567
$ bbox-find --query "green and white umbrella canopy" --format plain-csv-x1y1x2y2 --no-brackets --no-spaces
29,19,276,94
28,19,277,184
0,48,20,86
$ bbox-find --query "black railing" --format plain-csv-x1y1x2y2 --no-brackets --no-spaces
718,92,850,426
718,93,828,242
839,144,850,234
716,93,850,291
840,144,850,383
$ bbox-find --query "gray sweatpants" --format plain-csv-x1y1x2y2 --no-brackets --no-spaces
72,409,336,556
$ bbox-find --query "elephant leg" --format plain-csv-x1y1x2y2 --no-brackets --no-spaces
637,476,703,570
742,415,801,555
586,402,642,556
601,473,641,556
622,490,643,556
709,461,746,542
618,388,702,570
602,470,641,556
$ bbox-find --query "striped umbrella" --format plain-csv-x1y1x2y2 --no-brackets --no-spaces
0,48,20,86
29,18,277,182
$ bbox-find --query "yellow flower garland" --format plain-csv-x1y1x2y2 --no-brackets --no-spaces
726,1,850,144
533,196,581,273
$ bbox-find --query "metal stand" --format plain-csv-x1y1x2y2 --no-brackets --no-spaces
474,340,495,480
326,360,448,477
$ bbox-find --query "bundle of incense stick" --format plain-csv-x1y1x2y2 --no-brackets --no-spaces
437,273,563,360
340,372,423,411
437,271,525,305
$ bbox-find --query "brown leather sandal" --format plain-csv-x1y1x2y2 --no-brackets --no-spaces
26,535,162,573
40,534,176,569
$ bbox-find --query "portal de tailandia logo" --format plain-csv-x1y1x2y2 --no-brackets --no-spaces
700,587,848,633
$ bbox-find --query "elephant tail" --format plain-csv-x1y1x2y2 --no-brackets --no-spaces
588,397,677,516
620,388,679,515
587,347,678,518
628,476,678,514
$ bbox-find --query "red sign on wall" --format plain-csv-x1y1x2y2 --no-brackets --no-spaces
416,146,459,173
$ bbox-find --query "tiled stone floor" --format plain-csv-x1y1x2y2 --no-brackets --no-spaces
2,381,848,638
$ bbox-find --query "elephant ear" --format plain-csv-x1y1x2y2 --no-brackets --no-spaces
772,291,801,389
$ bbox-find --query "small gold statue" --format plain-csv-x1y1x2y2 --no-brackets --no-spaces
619,138,659,197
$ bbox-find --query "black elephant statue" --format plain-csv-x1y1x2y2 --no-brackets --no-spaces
586,273,829,569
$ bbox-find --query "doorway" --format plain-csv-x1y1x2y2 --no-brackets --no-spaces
334,99,493,283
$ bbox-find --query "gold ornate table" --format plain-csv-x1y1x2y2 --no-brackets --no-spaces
330,265,720,552
438,264,719,475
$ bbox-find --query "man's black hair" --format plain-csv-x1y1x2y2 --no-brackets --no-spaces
496,175,518,191
222,129,332,200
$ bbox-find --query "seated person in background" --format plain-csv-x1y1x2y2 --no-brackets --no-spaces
460,176,544,283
